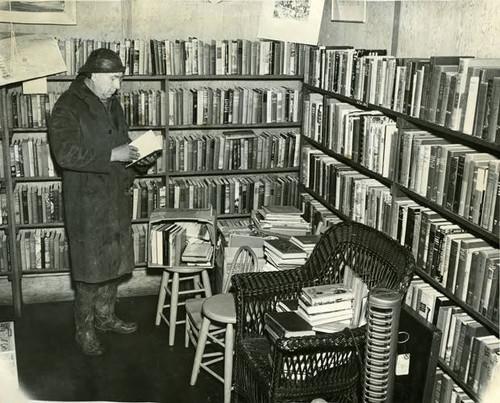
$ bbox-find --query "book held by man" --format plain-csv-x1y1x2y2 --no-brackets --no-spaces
127,130,163,166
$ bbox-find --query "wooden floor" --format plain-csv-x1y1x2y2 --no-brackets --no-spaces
0,295,225,403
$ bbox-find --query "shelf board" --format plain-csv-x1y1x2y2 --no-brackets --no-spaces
397,185,499,246
169,122,301,130
11,127,47,133
13,176,61,182
437,358,479,401
47,74,303,82
304,84,500,156
416,268,499,335
169,167,299,177
18,222,64,229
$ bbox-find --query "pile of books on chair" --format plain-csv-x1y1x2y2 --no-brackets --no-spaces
296,284,355,333
251,205,311,236
262,237,308,271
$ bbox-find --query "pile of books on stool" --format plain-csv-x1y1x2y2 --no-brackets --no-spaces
296,283,355,333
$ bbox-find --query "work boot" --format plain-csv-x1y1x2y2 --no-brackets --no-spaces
74,282,105,356
95,281,138,334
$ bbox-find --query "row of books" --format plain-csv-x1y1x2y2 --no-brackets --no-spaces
167,129,300,173
16,228,69,272
392,199,498,323
304,47,500,144
9,90,168,129
57,38,306,77
168,86,301,126
9,133,57,178
302,147,393,232
405,281,498,400
131,224,147,265
299,192,343,235
149,220,212,267
131,179,166,220
437,306,498,398
433,369,474,403
304,94,398,178
397,129,499,231
167,175,299,215
13,183,64,225
0,232,8,273
0,190,7,225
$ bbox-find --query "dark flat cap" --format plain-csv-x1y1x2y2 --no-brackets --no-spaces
78,48,125,74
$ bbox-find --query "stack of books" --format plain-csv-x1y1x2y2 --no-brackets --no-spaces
251,205,311,236
296,284,355,331
263,237,308,270
181,241,213,266
264,311,315,340
290,234,321,256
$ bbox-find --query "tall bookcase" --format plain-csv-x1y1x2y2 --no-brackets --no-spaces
0,38,304,317
299,47,499,402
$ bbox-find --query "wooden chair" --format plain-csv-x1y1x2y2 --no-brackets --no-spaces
231,221,416,403
186,245,258,403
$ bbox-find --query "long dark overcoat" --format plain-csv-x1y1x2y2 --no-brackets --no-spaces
48,76,136,283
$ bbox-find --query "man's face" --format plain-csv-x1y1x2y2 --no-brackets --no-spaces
91,72,123,100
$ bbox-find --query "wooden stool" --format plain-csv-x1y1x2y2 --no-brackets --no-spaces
189,293,236,403
155,266,212,346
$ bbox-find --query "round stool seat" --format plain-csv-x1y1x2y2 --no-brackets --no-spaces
202,293,236,324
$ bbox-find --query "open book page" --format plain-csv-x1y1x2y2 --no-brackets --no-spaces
126,130,163,167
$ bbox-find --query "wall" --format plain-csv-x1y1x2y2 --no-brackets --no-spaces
396,0,500,58
0,1,497,59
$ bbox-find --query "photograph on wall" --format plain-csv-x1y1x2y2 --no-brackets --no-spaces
0,1,76,24
331,0,366,23
258,0,326,45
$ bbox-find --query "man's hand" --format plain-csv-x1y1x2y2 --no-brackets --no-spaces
135,153,158,167
111,144,140,162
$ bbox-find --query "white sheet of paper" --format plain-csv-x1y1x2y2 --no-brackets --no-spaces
23,77,48,94
126,130,163,167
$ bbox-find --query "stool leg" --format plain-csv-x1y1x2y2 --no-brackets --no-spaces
155,270,170,326
201,270,213,297
190,316,211,386
168,272,180,346
185,311,191,348
223,323,234,403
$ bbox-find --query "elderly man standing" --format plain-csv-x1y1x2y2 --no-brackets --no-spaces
49,48,154,356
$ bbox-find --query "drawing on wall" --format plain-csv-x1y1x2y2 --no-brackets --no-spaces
331,0,366,23
0,1,76,25
258,0,326,45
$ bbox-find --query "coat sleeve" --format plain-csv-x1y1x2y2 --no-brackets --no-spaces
49,97,112,174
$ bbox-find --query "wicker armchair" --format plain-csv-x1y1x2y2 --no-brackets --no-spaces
231,221,416,403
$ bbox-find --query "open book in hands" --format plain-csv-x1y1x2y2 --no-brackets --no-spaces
126,130,163,167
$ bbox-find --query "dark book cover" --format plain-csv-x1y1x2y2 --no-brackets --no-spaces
264,311,315,338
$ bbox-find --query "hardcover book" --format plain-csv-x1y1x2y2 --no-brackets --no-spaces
264,311,315,339
301,283,354,306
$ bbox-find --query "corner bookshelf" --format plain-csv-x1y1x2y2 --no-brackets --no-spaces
299,47,499,402
0,38,305,317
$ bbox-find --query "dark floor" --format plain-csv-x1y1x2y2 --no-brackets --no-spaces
0,295,225,403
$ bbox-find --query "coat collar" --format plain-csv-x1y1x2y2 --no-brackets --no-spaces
69,75,120,115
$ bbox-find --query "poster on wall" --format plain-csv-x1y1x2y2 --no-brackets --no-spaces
0,1,76,25
0,33,67,85
257,0,326,45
